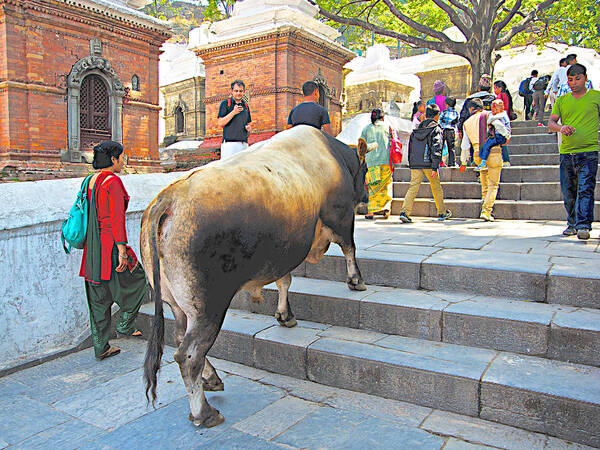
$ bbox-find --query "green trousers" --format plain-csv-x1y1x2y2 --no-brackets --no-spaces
85,259,147,358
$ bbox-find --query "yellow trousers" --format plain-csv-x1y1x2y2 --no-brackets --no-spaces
401,169,446,216
475,151,503,215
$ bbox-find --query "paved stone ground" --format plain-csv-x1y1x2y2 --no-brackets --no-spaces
0,339,593,450
351,216,599,258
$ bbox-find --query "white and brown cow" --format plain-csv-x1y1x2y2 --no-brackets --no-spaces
142,125,370,427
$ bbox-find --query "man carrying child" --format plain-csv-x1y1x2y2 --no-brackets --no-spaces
476,99,512,171
399,104,452,223
460,98,505,221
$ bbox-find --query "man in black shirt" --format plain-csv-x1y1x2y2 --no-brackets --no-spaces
218,79,253,159
287,81,331,134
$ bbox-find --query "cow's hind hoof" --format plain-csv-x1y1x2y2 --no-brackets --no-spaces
202,376,224,392
275,312,297,328
347,278,367,291
190,411,225,428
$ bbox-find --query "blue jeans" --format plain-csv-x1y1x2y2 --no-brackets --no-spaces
559,151,598,230
501,145,510,163
480,134,507,161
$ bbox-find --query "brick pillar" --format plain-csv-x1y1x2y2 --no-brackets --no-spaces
194,26,355,151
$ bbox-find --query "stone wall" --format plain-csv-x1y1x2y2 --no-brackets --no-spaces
417,65,472,100
0,172,181,373
161,76,206,141
345,80,414,114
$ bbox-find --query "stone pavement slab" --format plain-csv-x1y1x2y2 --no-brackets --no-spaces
0,340,589,450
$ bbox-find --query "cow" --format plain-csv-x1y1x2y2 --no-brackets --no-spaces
142,125,371,428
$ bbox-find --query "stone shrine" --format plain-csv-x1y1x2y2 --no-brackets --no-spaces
0,0,170,180
189,0,356,152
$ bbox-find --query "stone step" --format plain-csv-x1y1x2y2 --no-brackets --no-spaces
509,154,559,165
393,181,600,201
510,125,551,135
229,276,600,367
394,166,560,183
390,197,600,221
508,134,558,145
507,143,558,155
293,244,600,308
137,305,600,447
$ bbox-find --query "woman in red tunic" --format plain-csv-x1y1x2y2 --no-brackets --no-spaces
79,141,146,360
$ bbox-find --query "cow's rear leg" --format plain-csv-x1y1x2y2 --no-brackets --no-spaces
202,358,223,392
174,318,224,428
340,243,366,291
274,273,296,327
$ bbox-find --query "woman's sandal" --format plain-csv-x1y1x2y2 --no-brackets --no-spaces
96,346,121,361
365,213,375,220
374,209,390,219
116,329,143,339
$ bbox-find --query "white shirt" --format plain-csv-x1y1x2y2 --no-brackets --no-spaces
545,66,567,96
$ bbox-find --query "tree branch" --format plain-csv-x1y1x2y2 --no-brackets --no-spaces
492,0,522,36
379,0,454,44
443,0,476,24
316,5,467,55
430,0,471,37
496,0,559,48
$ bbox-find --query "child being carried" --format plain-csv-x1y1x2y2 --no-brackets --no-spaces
476,99,512,170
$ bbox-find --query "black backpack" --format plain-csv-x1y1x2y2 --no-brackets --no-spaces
533,77,548,91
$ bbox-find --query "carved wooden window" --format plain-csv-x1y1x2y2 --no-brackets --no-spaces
318,85,326,108
80,74,111,151
175,106,184,134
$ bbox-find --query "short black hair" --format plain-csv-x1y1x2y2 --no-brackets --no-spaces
559,58,567,66
302,81,319,96
566,53,577,64
469,98,484,111
567,63,587,77
531,70,538,76
92,140,123,169
231,79,245,90
425,103,440,119
445,96,456,107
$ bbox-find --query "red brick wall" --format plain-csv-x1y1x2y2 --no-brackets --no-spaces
198,28,353,145
0,0,168,169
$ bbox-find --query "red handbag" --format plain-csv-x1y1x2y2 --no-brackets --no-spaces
389,127,402,171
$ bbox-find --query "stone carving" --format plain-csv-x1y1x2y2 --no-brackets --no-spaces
313,67,331,97
68,56,125,95
90,38,102,57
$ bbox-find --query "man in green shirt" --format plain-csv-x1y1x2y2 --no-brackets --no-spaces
548,64,599,240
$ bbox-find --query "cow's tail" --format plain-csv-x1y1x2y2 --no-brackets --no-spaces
143,208,166,407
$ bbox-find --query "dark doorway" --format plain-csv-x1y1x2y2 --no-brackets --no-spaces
175,106,184,134
80,74,111,151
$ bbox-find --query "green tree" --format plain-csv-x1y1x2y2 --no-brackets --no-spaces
314,0,561,91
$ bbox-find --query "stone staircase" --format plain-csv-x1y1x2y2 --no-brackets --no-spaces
137,222,600,447
391,120,600,220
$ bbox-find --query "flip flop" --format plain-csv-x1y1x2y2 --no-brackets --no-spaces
96,346,121,361
116,329,143,339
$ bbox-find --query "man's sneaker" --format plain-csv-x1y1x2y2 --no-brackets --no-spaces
438,210,452,221
503,162,511,168
398,212,412,223
577,229,590,240
480,212,495,222
537,123,545,127
562,226,577,236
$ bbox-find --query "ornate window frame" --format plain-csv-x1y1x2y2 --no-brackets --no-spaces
66,49,125,162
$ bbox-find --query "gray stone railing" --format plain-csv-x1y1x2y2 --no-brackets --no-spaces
0,172,182,373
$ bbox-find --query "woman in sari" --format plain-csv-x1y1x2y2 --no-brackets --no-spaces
79,141,147,360
360,109,392,220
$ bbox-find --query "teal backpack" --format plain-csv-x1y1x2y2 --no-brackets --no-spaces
61,174,93,254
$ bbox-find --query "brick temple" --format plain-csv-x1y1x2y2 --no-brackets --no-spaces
0,0,170,180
